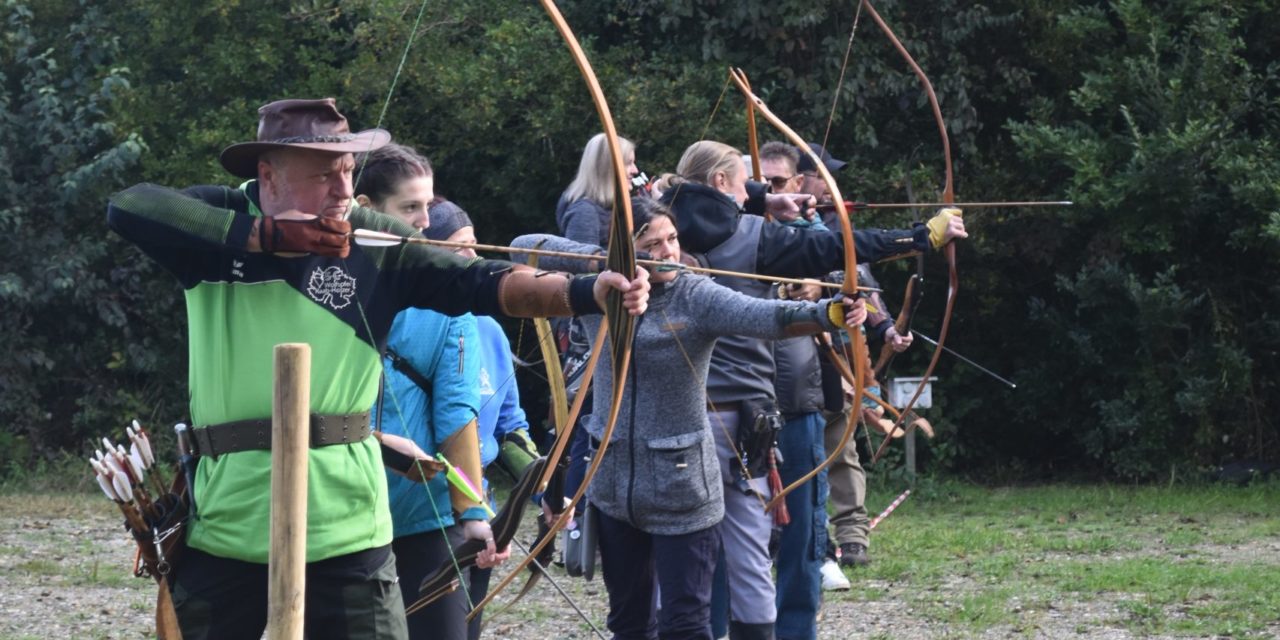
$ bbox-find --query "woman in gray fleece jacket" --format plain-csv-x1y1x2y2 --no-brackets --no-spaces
513,200,865,640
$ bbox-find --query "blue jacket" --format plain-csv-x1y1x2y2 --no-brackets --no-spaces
375,308,482,537
475,315,530,468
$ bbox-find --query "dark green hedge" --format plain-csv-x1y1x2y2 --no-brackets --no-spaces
4,0,1277,479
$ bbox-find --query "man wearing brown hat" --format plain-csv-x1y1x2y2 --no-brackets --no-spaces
107,98,650,639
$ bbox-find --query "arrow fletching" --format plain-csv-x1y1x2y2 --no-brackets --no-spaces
436,453,495,518
90,459,120,502
352,228,409,247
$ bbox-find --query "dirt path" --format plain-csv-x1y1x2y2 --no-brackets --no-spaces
2,493,1276,639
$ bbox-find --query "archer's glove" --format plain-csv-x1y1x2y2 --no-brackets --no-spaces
925,207,965,249
373,431,444,482
826,294,867,330
499,429,540,477
259,216,351,257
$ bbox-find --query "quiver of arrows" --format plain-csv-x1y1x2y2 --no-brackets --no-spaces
128,469,190,582
91,421,190,640
89,422,191,583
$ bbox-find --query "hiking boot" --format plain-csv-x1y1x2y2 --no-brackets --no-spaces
839,542,871,568
820,558,851,591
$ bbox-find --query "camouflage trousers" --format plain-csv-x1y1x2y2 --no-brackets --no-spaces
169,544,407,639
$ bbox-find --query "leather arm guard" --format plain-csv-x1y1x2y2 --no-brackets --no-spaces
440,418,486,518
497,267,599,318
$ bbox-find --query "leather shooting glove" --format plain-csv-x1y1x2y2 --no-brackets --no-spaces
258,215,351,257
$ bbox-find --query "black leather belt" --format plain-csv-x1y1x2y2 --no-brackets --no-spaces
192,412,371,458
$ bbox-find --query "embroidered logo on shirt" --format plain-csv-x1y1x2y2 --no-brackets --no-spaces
478,366,495,398
306,266,357,309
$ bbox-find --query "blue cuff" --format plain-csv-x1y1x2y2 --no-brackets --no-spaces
459,506,490,522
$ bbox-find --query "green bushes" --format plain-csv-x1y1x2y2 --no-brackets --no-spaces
990,3,1280,477
0,1,180,465
3,0,1277,479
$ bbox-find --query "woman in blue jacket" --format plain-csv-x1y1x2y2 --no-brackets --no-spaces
423,197,542,640
356,143,505,640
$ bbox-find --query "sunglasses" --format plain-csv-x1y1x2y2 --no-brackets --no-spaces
764,175,795,190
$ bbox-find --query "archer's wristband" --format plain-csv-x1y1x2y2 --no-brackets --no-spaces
868,319,893,344
459,505,490,522
569,276,598,316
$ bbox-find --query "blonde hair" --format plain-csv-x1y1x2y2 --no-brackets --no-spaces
563,132,636,209
674,140,743,188
650,172,678,198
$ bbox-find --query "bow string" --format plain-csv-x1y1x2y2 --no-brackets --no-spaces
726,68,869,514
463,0,637,619
857,0,960,464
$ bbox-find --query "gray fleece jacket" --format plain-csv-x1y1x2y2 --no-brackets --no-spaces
512,234,842,535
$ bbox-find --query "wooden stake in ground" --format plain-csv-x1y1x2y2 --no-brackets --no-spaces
269,343,310,640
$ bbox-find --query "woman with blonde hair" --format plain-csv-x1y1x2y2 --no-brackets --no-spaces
556,132,639,246
554,133,641,513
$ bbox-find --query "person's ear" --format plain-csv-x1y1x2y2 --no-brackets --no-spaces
355,194,372,208
258,160,281,197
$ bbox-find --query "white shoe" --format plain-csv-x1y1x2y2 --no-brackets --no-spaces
820,558,851,591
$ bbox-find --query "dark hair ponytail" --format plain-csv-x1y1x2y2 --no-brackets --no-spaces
354,143,432,205
631,196,675,237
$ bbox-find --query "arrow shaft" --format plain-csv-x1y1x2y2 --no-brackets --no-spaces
353,231,881,292
506,537,607,640
819,200,1072,211
911,330,1016,389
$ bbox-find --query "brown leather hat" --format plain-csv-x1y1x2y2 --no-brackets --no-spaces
219,98,390,178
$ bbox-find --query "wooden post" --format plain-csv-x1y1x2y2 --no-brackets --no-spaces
904,428,917,479
269,343,310,640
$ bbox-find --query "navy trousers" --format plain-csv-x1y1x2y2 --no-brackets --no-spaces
774,412,827,640
597,509,720,640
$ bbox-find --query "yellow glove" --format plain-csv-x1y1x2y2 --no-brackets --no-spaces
826,298,845,327
827,295,867,329
926,207,964,249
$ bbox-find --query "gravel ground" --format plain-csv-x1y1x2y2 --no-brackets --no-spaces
1,493,1275,639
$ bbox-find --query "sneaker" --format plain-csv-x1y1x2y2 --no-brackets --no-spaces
839,542,871,568
820,558,851,591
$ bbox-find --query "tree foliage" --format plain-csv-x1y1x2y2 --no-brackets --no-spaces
991,2,1280,477
4,0,1278,479
0,1,163,462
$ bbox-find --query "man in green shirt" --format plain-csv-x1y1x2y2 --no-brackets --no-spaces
107,98,648,639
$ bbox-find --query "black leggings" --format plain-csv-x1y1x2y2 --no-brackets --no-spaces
598,511,720,640
393,529,469,640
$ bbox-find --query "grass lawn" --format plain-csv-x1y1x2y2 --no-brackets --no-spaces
1,479,1276,638
826,480,1280,639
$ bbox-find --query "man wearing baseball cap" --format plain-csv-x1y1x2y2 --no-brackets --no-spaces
795,142,848,205
107,98,649,639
